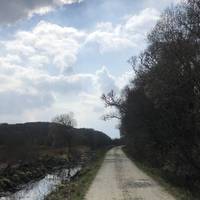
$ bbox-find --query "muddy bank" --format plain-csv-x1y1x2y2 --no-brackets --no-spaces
0,148,95,197
1,166,81,200
0,156,71,196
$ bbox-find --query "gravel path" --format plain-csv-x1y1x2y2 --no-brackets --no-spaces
85,147,176,200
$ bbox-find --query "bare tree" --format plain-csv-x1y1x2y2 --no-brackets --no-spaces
52,112,77,179
52,112,77,128
101,90,128,121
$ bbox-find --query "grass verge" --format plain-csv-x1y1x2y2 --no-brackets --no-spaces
122,147,196,200
45,149,107,200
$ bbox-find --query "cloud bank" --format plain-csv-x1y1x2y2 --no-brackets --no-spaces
0,5,162,137
0,0,82,24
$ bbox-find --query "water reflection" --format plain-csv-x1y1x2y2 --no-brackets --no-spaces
0,167,81,200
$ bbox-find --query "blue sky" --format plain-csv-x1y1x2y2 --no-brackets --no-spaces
0,0,179,138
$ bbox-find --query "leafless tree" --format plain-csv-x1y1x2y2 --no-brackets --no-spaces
52,112,77,128
52,112,77,179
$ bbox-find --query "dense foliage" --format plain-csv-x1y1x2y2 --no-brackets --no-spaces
103,0,200,194
0,122,111,163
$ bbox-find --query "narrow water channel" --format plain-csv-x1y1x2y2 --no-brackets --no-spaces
0,167,81,200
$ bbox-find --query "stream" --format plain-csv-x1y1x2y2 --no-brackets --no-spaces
0,167,81,200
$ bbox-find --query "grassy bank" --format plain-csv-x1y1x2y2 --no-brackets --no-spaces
122,147,196,200
46,149,107,200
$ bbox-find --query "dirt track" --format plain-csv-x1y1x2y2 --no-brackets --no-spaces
85,147,176,200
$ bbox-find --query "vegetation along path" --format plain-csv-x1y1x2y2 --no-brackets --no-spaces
85,147,175,200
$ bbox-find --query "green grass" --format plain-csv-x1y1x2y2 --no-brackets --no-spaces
122,147,196,200
45,149,107,200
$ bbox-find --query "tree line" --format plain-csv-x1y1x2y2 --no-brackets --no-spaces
102,0,200,194
0,114,111,163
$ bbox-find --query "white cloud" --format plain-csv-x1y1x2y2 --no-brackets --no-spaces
0,55,127,120
123,8,160,35
117,70,135,89
32,73,97,95
0,19,126,116
143,0,181,9
86,30,133,53
96,66,119,93
0,0,82,24
0,6,160,137
85,8,160,53
1,21,85,74
0,7,160,76
0,90,54,114
0,31,131,137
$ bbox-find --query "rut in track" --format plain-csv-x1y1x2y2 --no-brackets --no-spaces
85,147,176,200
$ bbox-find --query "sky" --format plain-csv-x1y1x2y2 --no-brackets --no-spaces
0,0,180,138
